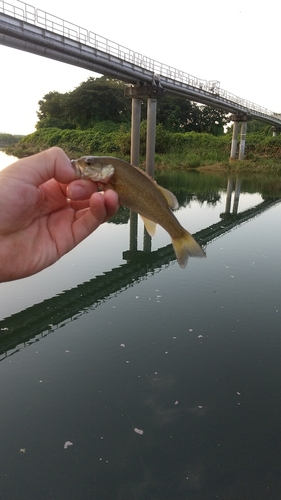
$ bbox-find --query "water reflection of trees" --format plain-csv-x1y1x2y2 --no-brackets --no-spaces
109,170,281,226
110,189,222,225
175,190,221,208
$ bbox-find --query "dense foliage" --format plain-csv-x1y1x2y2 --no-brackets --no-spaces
36,76,228,135
4,76,280,174
5,126,230,163
6,125,281,175
0,133,24,148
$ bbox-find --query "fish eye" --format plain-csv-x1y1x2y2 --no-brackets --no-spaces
86,160,92,166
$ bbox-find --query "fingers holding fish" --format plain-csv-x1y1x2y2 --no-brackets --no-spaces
89,189,119,222
71,190,119,244
66,178,100,201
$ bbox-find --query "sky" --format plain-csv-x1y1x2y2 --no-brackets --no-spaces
0,0,280,135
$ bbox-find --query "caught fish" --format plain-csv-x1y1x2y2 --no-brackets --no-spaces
71,156,206,268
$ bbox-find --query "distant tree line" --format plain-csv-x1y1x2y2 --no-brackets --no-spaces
36,76,229,136
0,133,24,148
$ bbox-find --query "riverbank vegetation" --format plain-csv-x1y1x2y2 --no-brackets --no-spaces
0,133,24,148
4,76,281,174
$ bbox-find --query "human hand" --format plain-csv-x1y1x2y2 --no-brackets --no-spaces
0,147,119,282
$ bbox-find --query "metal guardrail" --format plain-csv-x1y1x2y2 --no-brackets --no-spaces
0,0,279,120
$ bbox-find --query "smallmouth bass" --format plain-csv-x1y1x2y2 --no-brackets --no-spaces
71,156,206,268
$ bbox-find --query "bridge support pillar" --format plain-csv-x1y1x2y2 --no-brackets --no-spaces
220,178,241,218
146,97,157,178
230,121,239,160
130,97,142,167
129,97,142,251
272,126,281,137
125,82,164,255
229,114,250,160
124,82,164,177
239,121,247,160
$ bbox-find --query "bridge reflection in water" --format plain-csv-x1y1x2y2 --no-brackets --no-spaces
0,177,279,360
221,178,242,217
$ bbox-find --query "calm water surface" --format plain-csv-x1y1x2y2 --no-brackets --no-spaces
0,154,280,499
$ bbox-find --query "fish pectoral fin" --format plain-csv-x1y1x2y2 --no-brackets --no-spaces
157,185,179,210
140,216,157,237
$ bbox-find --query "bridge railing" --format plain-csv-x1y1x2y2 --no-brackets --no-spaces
1,0,278,120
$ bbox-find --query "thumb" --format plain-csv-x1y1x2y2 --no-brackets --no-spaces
4,147,76,186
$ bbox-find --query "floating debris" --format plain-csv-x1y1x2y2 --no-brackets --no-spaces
134,428,144,435
64,441,73,449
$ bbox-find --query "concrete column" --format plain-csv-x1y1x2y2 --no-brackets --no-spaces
230,114,249,160
146,97,157,178
130,98,141,166
124,83,164,253
129,97,141,251
272,126,281,137
230,121,239,159
239,121,247,160
144,96,155,252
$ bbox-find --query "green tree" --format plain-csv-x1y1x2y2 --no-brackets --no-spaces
68,77,131,128
36,91,73,129
36,77,228,135
151,94,201,132
197,106,227,136
246,120,271,135
153,95,227,135
36,77,132,130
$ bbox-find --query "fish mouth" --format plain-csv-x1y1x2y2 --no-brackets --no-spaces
71,157,115,182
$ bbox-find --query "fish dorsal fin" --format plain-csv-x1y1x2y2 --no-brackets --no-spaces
156,185,179,210
140,216,157,237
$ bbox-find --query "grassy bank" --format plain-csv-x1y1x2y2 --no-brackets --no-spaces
4,126,281,174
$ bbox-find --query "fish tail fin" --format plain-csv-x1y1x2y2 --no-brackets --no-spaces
172,230,206,268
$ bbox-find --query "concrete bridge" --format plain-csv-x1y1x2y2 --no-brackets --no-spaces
1,0,281,171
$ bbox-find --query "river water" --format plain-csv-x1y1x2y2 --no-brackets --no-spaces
0,151,280,499
0,150,18,170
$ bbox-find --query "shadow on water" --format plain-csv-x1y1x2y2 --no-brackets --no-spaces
1,170,280,359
